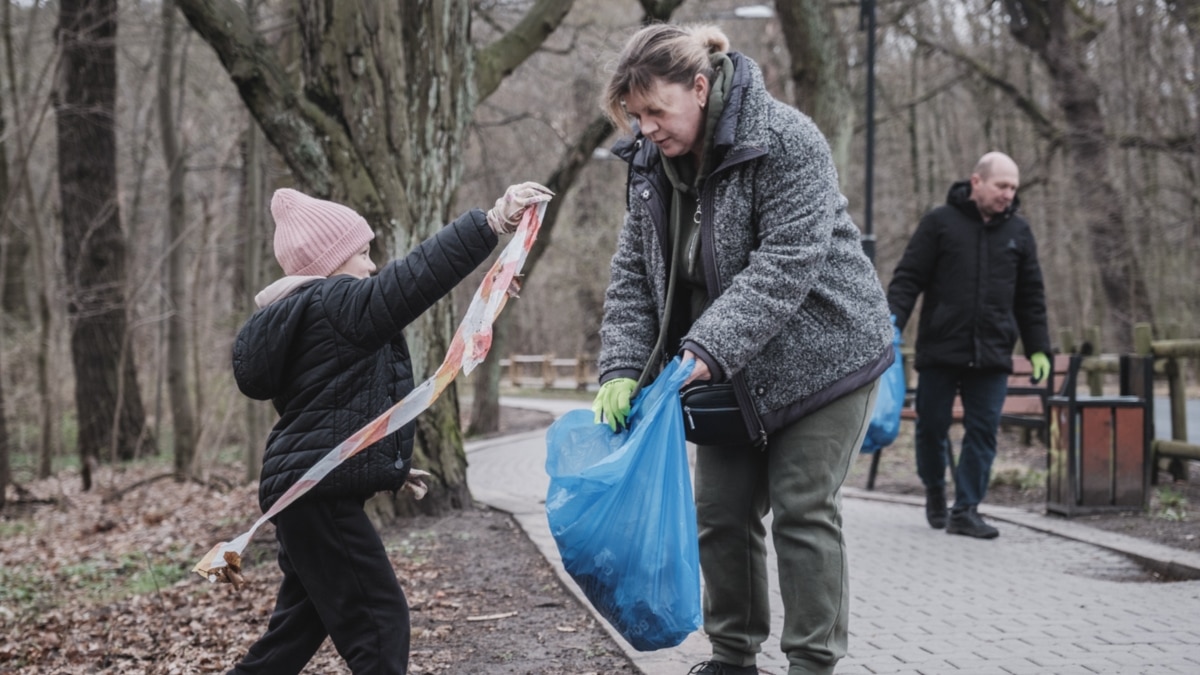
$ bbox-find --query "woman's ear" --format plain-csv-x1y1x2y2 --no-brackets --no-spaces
694,73,710,108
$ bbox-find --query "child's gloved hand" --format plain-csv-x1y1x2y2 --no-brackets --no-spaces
1030,352,1051,384
402,468,432,500
486,182,554,234
592,377,637,431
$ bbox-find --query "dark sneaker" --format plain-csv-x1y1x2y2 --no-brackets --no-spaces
688,661,758,674
946,506,999,539
925,488,948,529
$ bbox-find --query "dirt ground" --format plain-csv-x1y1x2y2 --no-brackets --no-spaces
0,405,640,675
2,406,1195,674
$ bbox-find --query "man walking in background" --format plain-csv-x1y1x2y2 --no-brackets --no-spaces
887,152,1051,539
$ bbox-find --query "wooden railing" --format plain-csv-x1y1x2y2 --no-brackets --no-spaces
1063,323,1198,482
509,321,1198,482
499,354,596,391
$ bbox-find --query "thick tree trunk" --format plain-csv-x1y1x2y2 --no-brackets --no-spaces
774,0,855,174
158,0,197,481
177,0,575,515
56,0,154,488
1002,0,1153,349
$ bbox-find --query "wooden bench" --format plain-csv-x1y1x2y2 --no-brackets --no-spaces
897,354,1072,435
868,354,1072,490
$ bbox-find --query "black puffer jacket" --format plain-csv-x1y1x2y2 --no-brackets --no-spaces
887,181,1050,372
234,210,497,511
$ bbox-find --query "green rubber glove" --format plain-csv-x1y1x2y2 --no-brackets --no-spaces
1030,352,1051,384
592,378,637,432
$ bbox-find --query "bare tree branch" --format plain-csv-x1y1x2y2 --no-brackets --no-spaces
902,27,1061,142
1115,133,1200,154
474,0,576,101
174,0,343,195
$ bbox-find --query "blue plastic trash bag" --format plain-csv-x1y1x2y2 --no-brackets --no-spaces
861,324,906,454
544,357,701,651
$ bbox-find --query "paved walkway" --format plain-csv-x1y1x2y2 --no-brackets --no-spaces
466,398,1200,675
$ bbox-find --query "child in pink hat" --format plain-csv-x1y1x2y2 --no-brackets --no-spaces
228,182,550,675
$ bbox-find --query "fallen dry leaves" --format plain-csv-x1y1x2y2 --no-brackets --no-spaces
0,462,637,674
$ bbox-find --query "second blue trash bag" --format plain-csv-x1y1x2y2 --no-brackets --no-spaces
861,324,906,453
544,357,701,651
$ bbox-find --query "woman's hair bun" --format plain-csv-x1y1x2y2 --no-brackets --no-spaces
691,25,730,54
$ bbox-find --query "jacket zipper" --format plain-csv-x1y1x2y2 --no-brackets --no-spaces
698,146,769,448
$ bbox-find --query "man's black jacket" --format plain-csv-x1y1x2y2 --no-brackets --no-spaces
233,210,497,511
887,181,1050,373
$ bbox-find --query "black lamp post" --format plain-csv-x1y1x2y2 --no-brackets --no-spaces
860,0,877,264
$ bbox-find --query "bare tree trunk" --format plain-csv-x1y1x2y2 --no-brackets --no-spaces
469,115,616,433
3,0,60,480
158,0,197,481
56,0,155,489
774,0,855,173
0,66,10,508
236,0,268,485
0,37,25,324
1001,0,1153,349
0,358,7,509
466,0,683,434
177,0,576,515
465,314,505,436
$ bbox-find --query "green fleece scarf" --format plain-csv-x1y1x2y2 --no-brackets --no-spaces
660,52,734,324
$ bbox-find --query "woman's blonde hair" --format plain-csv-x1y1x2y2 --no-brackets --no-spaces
603,23,730,135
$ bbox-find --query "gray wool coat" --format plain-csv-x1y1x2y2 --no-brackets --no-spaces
599,52,893,439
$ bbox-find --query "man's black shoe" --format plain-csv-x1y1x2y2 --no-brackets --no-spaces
946,505,999,539
688,661,758,674
925,488,948,529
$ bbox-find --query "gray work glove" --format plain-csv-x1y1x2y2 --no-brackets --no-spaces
486,182,554,234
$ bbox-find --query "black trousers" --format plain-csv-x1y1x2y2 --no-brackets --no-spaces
229,496,410,675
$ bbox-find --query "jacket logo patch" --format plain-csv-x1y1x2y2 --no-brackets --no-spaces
1007,238,1017,249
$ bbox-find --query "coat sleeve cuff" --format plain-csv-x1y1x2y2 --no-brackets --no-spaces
680,340,723,381
600,368,642,385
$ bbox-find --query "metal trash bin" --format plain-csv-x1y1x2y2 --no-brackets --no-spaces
1046,355,1153,517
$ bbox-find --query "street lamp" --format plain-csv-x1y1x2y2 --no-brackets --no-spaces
860,0,877,264
732,5,775,19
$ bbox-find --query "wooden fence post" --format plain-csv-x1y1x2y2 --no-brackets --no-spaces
1161,326,1190,482
574,353,588,391
1133,323,1153,356
542,354,555,389
508,352,520,388
1085,326,1103,395
1059,327,1076,355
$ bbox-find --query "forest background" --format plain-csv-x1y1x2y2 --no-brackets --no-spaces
0,0,1197,520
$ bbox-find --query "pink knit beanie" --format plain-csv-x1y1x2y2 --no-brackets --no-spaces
270,188,375,277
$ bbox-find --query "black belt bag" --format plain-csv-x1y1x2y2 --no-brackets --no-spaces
679,382,755,446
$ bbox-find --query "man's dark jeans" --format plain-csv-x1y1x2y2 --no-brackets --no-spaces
914,366,1009,508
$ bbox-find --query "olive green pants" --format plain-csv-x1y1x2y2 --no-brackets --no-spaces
694,381,877,675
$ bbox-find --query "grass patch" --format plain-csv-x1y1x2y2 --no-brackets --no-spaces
990,467,1046,491
1154,486,1189,521
0,566,55,609
58,552,192,603
1,551,193,618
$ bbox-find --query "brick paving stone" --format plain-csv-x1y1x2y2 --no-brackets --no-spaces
468,400,1200,675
